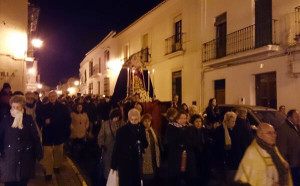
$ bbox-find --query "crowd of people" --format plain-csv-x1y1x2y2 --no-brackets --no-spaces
0,82,299,186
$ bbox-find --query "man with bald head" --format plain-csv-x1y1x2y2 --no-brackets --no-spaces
277,109,300,186
235,123,293,186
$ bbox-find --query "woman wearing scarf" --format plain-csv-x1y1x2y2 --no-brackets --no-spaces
98,108,124,182
214,111,239,184
166,110,197,186
141,113,160,186
0,95,43,186
111,108,148,186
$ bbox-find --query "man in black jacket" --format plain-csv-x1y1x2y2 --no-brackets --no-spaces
277,109,300,186
36,91,71,181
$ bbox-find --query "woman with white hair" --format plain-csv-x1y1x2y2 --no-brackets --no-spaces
214,111,241,184
111,108,148,186
0,95,42,186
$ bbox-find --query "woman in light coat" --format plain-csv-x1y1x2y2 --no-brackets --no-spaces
70,103,89,155
70,103,89,139
98,108,124,181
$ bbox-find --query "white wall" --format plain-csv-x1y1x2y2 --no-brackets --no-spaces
0,0,28,92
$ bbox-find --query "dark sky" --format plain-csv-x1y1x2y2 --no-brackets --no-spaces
37,0,163,87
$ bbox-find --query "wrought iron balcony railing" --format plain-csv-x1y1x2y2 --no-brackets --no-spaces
296,6,300,38
202,20,278,62
165,33,183,55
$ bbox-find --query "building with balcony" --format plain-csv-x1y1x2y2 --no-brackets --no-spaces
200,0,300,111
79,0,300,112
79,0,202,106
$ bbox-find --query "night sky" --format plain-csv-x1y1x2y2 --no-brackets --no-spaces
36,0,163,88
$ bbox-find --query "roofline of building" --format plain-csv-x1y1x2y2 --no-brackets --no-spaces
85,30,117,56
114,0,168,37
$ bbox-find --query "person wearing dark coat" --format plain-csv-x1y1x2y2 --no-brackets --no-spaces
234,108,253,163
0,95,42,186
277,109,300,186
166,111,197,186
214,111,242,185
111,108,148,186
190,114,211,186
204,98,221,129
36,91,71,181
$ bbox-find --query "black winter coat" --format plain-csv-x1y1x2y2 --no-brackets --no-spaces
111,123,148,186
0,113,43,182
214,125,243,170
36,102,71,145
165,124,197,178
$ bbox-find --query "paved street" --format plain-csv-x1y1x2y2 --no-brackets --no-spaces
0,157,86,186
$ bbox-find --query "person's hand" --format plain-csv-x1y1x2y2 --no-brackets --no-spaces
45,118,51,125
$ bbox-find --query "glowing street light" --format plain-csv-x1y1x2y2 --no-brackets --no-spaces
74,81,79,86
28,68,36,75
67,87,76,95
37,84,43,89
32,39,43,48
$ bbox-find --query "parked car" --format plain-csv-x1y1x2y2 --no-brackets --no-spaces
216,104,286,128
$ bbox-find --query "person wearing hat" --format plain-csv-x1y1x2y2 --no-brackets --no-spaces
0,95,43,186
111,108,148,186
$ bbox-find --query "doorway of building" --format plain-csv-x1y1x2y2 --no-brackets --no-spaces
172,71,182,105
215,79,225,104
216,13,227,58
255,72,277,109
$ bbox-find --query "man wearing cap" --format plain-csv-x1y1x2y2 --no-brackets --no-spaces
235,123,293,186
36,90,71,181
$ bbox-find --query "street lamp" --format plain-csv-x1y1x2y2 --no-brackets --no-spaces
37,83,43,89
28,68,36,75
74,81,79,86
32,39,43,48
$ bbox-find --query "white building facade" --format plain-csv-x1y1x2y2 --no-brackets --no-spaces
0,0,28,92
0,0,40,92
79,0,300,111
200,0,300,111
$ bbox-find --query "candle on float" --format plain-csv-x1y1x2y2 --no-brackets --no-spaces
148,70,150,92
132,69,135,93
127,68,129,96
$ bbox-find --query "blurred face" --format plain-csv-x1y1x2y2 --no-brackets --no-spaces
279,107,286,114
77,105,83,113
173,95,179,103
11,103,23,112
183,105,188,111
226,117,236,129
258,126,277,146
143,119,151,129
112,116,120,122
135,104,143,114
49,93,57,104
239,111,247,120
4,88,10,94
290,111,300,125
26,98,35,104
129,115,139,125
194,118,203,129
177,114,187,126
212,99,217,107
